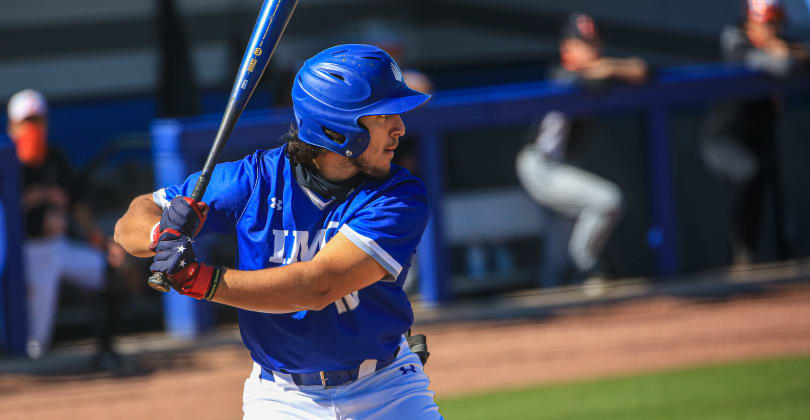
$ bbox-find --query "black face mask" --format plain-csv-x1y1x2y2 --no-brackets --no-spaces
293,162,367,203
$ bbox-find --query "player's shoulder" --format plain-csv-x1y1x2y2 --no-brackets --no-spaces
720,24,751,60
548,66,581,84
383,164,426,192
220,145,286,173
242,145,285,164
361,164,427,203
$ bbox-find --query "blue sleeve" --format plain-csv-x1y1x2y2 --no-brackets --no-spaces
153,151,261,236
339,179,429,280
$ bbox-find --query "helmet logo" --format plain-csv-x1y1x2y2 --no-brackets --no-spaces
391,62,403,82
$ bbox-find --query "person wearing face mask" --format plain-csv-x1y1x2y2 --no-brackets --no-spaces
7,89,122,364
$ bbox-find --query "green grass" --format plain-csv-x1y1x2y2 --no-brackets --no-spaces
437,354,810,420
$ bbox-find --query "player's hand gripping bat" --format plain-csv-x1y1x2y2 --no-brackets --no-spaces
148,0,298,292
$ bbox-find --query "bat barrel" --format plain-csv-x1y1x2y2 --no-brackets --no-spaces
191,0,298,200
148,0,298,294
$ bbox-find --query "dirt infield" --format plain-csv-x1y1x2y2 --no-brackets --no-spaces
1,282,809,420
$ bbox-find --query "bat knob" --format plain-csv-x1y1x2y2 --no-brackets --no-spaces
148,272,171,293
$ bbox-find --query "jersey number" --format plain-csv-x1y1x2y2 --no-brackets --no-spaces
334,292,360,314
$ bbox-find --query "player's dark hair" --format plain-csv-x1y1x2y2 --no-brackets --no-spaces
284,124,326,165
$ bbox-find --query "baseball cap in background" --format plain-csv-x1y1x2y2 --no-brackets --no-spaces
561,13,600,44
7,89,47,123
747,0,785,23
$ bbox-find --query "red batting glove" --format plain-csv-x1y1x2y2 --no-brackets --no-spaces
168,262,224,301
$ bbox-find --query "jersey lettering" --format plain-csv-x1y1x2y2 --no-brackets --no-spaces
270,221,340,264
269,229,286,263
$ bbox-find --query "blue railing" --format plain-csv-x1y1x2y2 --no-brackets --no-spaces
0,142,27,354
149,63,810,336
4,64,810,343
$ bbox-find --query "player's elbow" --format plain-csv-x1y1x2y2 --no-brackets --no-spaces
114,195,161,258
308,296,333,312
112,219,125,248
307,281,340,311
298,261,345,311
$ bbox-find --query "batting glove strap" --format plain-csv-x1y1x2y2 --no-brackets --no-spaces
169,262,224,301
149,223,185,252
155,196,209,246
178,196,209,237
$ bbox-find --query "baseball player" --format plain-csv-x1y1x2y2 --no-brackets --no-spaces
516,13,647,286
114,44,442,419
701,0,808,263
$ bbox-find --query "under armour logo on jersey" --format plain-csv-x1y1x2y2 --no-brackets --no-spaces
400,365,417,375
270,197,282,210
391,62,402,82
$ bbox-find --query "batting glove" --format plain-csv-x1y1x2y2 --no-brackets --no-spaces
149,196,209,251
150,235,223,300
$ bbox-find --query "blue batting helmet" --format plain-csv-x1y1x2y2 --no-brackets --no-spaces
291,44,431,157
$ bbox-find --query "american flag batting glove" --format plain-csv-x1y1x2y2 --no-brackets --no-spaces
150,235,222,300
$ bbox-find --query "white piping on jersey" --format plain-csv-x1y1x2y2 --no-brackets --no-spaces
339,224,401,280
298,185,336,210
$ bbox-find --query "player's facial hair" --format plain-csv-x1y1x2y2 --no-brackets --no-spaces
350,154,390,179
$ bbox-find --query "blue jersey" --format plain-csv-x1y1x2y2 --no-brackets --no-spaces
153,146,428,373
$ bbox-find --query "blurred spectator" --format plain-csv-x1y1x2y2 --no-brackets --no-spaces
7,89,123,364
516,13,648,287
701,0,808,263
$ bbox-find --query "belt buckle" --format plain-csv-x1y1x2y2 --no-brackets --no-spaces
319,371,330,388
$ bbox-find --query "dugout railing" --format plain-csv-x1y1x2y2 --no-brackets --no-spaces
3,64,810,345
148,63,810,337
0,142,27,354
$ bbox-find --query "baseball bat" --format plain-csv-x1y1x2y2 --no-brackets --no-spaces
148,0,298,292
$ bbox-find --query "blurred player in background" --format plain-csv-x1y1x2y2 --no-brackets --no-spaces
516,13,648,287
7,89,123,364
701,0,808,263
115,45,440,419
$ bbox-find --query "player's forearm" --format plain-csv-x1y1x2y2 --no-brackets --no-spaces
612,57,648,84
114,194,162,258
209,233,388,312
211,261,335,313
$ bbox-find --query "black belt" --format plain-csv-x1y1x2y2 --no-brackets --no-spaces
260,348,399,388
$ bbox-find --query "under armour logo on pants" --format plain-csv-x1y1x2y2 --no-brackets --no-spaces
400,365,417,375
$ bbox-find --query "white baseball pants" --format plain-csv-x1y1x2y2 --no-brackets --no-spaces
243,337,443,420
23,236,105,355
516,145,623,272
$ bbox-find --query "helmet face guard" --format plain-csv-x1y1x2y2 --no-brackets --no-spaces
292,44,431,157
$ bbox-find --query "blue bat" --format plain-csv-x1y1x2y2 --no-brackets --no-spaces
149,0,298,292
